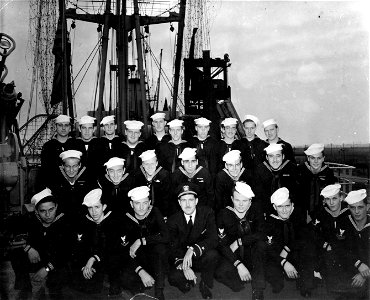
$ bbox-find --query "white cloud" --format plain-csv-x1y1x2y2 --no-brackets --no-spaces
297,62,325,83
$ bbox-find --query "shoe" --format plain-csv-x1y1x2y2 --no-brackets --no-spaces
199,280,212,299
300,289,312,298
179,282,192,294
155,288,165,300
252,289,264,300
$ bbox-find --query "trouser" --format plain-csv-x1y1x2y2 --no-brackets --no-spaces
215,240,266,292
265,239,315,292
168,249,219,291
120,243,167,293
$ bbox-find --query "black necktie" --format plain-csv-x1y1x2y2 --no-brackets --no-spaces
186,216,193,239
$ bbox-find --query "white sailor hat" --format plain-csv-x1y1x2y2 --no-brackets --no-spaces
139,150,156,162
344,189,367,205
321,184,341,198
79,115,96,125
243,114,259,126
124,120,144,130
150,112,166,121
221,118,238,127
167,119,184,128
179,148,197,160
223,150,241,164
304,143,324,156
235,182,255,199
128,186,150,201
83,188,103,207
31,188,53,207
55,114,71,124
194,117,211,126
59,150,83,161
263,118,277,128
104,157,125,169
271,187,290,205
100,115,115,126
264,143,283,155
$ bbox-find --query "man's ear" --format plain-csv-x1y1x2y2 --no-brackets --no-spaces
103,204,107,211
130,201,133,209
273,204,277,211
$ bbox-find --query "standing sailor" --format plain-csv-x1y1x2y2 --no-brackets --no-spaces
145,112,170,150
217,118,239,171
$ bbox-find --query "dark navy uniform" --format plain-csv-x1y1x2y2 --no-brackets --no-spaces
215,205,266,292
96,135,123,174
118,206,168,295
264,208,315,294
156,140,189,173
216,139,237,171
73,137,103,177
254,160,299,215
297,162,337,217
71,211,121,294
10,211,72,298
167,206,219,293
113,140,147,173
232,136,268,174
145,133,171,150
97,172,134,214
214,167,253,212
275,138,296,165
188,136,219,179
170,166,214,212
132,166,171,217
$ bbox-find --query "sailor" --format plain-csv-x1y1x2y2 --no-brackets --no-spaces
156,119,189,173
214,150,253,212
145,112,170,150
297,143,337,217
217,118,239,171
215,182,266,300
118,186,168,300
97,157,134,214
262,118,296,164
47,149,95,223
132,150,171,218
188,117,218,179
97,115,122,172
170,148,214,213
232,115,268,175
329,189,370,299
167,183,219,299
9,188,71,299
309,184,350,293
264,187,315,298
254,143,299,215
40,114,80,186
71,188,122,296
113,120,147,173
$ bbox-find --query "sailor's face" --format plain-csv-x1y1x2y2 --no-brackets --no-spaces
37,202,58,224
142,157,158,176
131,197,151,217
87,202,106,223
264,125,278,141
80,124,95,141
308,153,324,171
178,194,198,215
223,125,237,139
267,151,284,170
195,125,210,140
274,200,293,220
225,159,242,177
182,156,198,174
107,165,125,184
56,122,71,137
349,200,367,222
152,119,166,133
324,193,341,212
232,191,251,213
63,157,81,177
169,126,183,142
125,129,141,145
103,122,116,135
243,121,257,140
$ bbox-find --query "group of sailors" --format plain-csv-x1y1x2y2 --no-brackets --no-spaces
9,112,369,300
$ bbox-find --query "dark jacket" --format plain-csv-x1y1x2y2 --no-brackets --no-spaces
113,141,147,173
156,140,189,173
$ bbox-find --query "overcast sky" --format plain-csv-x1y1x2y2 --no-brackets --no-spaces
1,0,369,145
